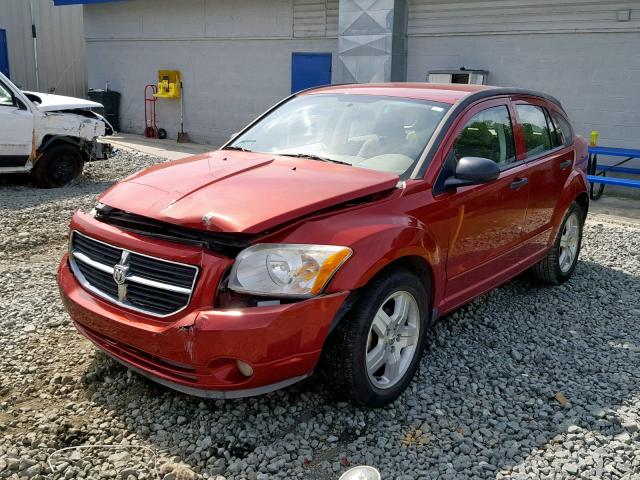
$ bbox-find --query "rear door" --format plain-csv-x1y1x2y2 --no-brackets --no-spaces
438,99,530,306
0,76,33,167
512,98,574,247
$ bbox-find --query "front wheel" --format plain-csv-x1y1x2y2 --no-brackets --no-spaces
322,269,429,407
32,144,84,188
532,202,584,284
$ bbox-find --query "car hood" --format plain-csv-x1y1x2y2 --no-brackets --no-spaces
98,150,399,234
23,91,102,112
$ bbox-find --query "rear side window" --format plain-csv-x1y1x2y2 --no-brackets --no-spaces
516,104,552,157
550,111,573,146
452,105,516,166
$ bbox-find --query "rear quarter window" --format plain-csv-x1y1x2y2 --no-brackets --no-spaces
550,110,574,147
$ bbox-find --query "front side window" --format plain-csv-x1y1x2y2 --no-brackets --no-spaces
230,93,450,177
452,105,516,166
0,82,13,107
516,104,553,157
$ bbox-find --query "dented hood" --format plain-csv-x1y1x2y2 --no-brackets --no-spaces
23,91,102,112
98,150,399,234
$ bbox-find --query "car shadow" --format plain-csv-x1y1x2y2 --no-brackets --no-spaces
78,259,640,479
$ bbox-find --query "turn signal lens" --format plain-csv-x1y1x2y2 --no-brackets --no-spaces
311,249,353,295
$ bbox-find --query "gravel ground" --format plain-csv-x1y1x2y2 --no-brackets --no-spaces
1,150,640,480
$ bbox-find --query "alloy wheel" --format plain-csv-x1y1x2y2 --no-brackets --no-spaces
559,211,580,273
365,290,420,389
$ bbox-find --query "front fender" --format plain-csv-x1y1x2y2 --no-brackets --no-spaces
327,224,441,292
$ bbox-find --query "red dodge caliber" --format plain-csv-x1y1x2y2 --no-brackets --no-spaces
58,84,589,406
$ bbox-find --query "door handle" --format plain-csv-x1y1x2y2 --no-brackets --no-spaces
559,159,573,170
510,177,528,190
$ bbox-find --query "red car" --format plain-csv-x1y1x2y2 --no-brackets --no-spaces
58,83,589,407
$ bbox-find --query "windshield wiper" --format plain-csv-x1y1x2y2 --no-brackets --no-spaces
223,145,253,152
276,153,351,166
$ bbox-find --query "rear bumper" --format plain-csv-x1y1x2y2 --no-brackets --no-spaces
58,255,349,397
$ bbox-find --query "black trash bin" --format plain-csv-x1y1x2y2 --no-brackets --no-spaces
88,89,121,132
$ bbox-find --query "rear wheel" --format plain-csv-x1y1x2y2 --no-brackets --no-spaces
32,144,83,188
532,202,584,284
322,269,429,407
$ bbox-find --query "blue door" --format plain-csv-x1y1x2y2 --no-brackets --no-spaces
0,30,9,78
291,52,332,94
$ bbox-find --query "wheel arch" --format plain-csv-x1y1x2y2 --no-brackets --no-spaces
548,171,589,244
36,135,82,163
574,190,589,221
326,253,437,336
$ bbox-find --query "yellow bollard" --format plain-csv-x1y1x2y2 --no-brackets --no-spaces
590,130,599,146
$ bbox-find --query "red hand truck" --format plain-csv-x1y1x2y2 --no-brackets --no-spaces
144,84,158,138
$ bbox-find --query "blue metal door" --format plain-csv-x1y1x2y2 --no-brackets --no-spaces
291,52,332,94
0,30,9,78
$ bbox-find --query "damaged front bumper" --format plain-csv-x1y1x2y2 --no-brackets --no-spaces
87,140,113,161
56,214,349,397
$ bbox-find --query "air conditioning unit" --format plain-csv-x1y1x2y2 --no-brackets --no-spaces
427,68,488,85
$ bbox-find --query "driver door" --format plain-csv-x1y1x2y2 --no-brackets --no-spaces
439,99,530,308
0,77,33,168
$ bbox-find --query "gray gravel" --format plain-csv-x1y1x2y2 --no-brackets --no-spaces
1,149,640,480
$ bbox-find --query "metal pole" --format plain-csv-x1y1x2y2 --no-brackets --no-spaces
28,0,40,91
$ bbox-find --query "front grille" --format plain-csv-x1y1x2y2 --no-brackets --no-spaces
69,231,198,317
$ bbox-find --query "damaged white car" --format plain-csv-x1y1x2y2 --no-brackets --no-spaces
0,71,112,188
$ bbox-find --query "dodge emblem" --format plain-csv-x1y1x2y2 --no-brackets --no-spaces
112,264,129,285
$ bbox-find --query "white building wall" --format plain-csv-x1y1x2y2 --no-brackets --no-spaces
0,0,86,97
408,0,640,35
407,0,640,154
84,0,338,145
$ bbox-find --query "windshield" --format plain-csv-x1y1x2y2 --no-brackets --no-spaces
230,93,450,178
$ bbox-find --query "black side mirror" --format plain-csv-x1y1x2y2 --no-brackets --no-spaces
444,156,500,190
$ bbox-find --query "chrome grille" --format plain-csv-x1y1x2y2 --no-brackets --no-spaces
69,231,198,317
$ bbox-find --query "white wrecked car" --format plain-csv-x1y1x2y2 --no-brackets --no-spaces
0,71,112,188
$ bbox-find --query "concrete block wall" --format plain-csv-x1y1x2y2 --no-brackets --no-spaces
84,0,338,146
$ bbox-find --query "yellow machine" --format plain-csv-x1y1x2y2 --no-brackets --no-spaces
153,70,181,99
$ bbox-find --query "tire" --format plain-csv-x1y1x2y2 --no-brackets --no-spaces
32,144,83,188
532,202,584,285
322,268,429,407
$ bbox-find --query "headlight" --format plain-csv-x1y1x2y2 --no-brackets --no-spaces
228,244,352,298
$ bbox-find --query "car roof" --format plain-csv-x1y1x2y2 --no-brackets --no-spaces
303,83,494,105
302,83,560,108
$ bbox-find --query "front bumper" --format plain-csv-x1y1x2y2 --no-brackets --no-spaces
88,140,113,161
58,249,349,397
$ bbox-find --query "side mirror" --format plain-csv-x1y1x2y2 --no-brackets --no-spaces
444,156,500,190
